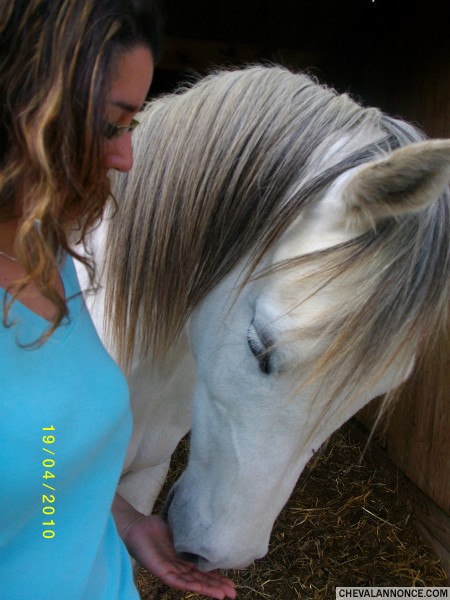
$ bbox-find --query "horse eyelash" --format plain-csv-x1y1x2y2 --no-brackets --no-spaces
247,323,272,375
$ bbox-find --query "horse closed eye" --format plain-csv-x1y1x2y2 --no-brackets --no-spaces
247,325,272,375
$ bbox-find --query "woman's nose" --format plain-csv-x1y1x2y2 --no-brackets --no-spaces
102,133,134,172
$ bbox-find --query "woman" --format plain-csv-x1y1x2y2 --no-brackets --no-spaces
0,1,236,599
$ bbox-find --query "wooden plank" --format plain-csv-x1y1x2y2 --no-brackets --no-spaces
414,521,450,579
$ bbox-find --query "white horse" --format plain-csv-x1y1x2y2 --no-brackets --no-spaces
76,66,450,572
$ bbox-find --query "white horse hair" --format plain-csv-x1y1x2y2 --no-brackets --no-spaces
77,65,450,572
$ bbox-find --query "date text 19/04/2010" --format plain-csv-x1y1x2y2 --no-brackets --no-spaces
42,426,56,539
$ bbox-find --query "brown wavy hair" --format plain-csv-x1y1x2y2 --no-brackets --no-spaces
0,0,162,342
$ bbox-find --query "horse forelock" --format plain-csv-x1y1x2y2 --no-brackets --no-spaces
104,65,450,396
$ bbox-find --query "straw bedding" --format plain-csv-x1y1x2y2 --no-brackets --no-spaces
135,425,448,599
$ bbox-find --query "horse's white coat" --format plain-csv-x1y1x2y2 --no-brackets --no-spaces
76,137,450,571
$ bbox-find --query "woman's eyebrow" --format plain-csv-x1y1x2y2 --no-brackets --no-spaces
109,100,144,113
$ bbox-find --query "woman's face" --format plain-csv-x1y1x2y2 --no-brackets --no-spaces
101,45,154,173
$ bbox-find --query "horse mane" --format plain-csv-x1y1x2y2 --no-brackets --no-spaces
104,65,450,402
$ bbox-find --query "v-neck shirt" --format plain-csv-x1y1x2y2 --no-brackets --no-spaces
0,255,139,600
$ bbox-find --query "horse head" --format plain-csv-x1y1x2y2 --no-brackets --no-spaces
166,139,450,570
106,67,450,571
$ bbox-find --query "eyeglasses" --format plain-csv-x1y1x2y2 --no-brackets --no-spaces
102,117,140,140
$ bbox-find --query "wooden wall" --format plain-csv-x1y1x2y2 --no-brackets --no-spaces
351,8,450,577
356,0,450,515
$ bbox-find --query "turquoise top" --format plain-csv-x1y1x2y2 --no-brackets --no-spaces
0,256,139,600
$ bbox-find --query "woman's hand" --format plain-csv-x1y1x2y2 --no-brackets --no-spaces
112,494,237,600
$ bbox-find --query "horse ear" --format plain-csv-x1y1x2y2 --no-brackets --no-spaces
343,140,450,231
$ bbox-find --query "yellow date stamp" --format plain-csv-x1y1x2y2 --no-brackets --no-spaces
41,425,56,538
